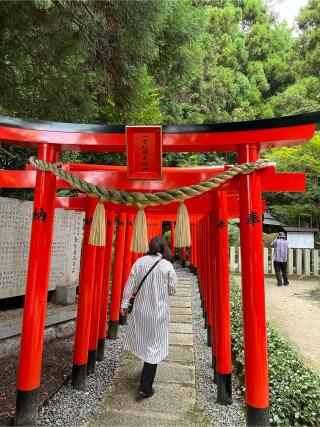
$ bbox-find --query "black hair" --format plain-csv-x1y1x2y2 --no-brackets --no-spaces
147,236,172,261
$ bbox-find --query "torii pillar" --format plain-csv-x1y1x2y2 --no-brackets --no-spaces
238,144,269,426
15,144,60,426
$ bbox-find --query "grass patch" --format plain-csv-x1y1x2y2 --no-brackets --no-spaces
230,277,320,426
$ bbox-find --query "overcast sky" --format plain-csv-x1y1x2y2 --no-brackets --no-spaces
267,0,309,28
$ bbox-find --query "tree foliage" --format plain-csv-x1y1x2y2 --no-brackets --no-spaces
263,134,320,229
0,0,319,227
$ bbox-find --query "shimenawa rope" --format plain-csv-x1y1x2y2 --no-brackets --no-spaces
29,157,268,251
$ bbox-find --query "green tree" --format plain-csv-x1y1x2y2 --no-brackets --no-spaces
294,0,320,79
0,1,98,122
150,0,208,124
271,0,320,115
201,0,292,121
263,133,320,229
261,0,320,235
100,66,163,125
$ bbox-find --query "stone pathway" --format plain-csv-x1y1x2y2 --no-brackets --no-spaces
85,268,211,426
265,277,320,373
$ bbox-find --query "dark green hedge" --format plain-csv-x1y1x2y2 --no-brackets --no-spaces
230,278,320,426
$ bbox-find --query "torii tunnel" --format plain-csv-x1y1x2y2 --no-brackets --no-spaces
0,112,319,426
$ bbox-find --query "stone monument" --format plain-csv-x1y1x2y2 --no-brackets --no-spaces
0,197,84,300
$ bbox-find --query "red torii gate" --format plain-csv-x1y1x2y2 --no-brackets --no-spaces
0,112,319,426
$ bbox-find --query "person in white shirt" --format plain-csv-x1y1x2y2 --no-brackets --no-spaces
120,236,177,398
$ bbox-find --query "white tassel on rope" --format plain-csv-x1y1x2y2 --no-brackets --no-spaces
131,208,149,253
89,200,106,246
174,202,191,248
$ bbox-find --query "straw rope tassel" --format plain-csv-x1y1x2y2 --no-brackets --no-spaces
174,202,191,248
89,201,106,246
131,208,149,253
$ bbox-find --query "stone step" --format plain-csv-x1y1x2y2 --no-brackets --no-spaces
166,345,194,363
115,357,195,386
170,323,193,334
156,361,195,385
100,382,196,413
169,333,193,346
170,296,191,303
170,307,192,315
170,314,192,323
87,408,211,427
174,294,191,299
170,300,191,308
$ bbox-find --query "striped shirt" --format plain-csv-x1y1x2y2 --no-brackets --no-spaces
272,238,288,262
121,254,177,364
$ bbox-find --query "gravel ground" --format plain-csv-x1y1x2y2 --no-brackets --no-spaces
190,272,246,427
0,337,74,423
37,327,126,427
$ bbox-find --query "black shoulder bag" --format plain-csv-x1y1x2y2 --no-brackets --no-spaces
120,257,162,326
128,257,162,313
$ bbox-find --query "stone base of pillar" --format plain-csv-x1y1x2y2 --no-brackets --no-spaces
217,372,232,405
51,285,76,305
207,325,212,346
119,312,127,325
247,405,269,426
71,364,87,390
96,338,105,362
212,354,217,384
15,388,39,426
108,320,119,340
87,349,97,375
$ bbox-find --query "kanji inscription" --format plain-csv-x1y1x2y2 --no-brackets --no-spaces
246,211,261,226
33,208,47,222
0,198,84,299
217,220,226,229
126,126,162,180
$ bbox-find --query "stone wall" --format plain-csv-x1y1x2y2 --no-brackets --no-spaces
0,197,84,299
0,320,76,359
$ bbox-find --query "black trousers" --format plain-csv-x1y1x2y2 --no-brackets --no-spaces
139,362,157,394
274,261,289,285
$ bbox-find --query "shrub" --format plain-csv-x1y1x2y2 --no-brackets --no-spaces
228,220,240,247
230,277,320,426
263,232,278,249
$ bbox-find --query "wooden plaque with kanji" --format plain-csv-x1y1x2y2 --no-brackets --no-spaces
126,126,162,180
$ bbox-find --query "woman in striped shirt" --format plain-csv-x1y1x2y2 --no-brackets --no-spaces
120,236,178,398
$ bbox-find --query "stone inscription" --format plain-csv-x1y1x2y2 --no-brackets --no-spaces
0,197,84,299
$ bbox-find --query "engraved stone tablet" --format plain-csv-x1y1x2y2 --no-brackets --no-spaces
0,197,84,299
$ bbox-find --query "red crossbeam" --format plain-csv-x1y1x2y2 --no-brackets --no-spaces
0,166,306,192
55,194,266,219
0,123,315,152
